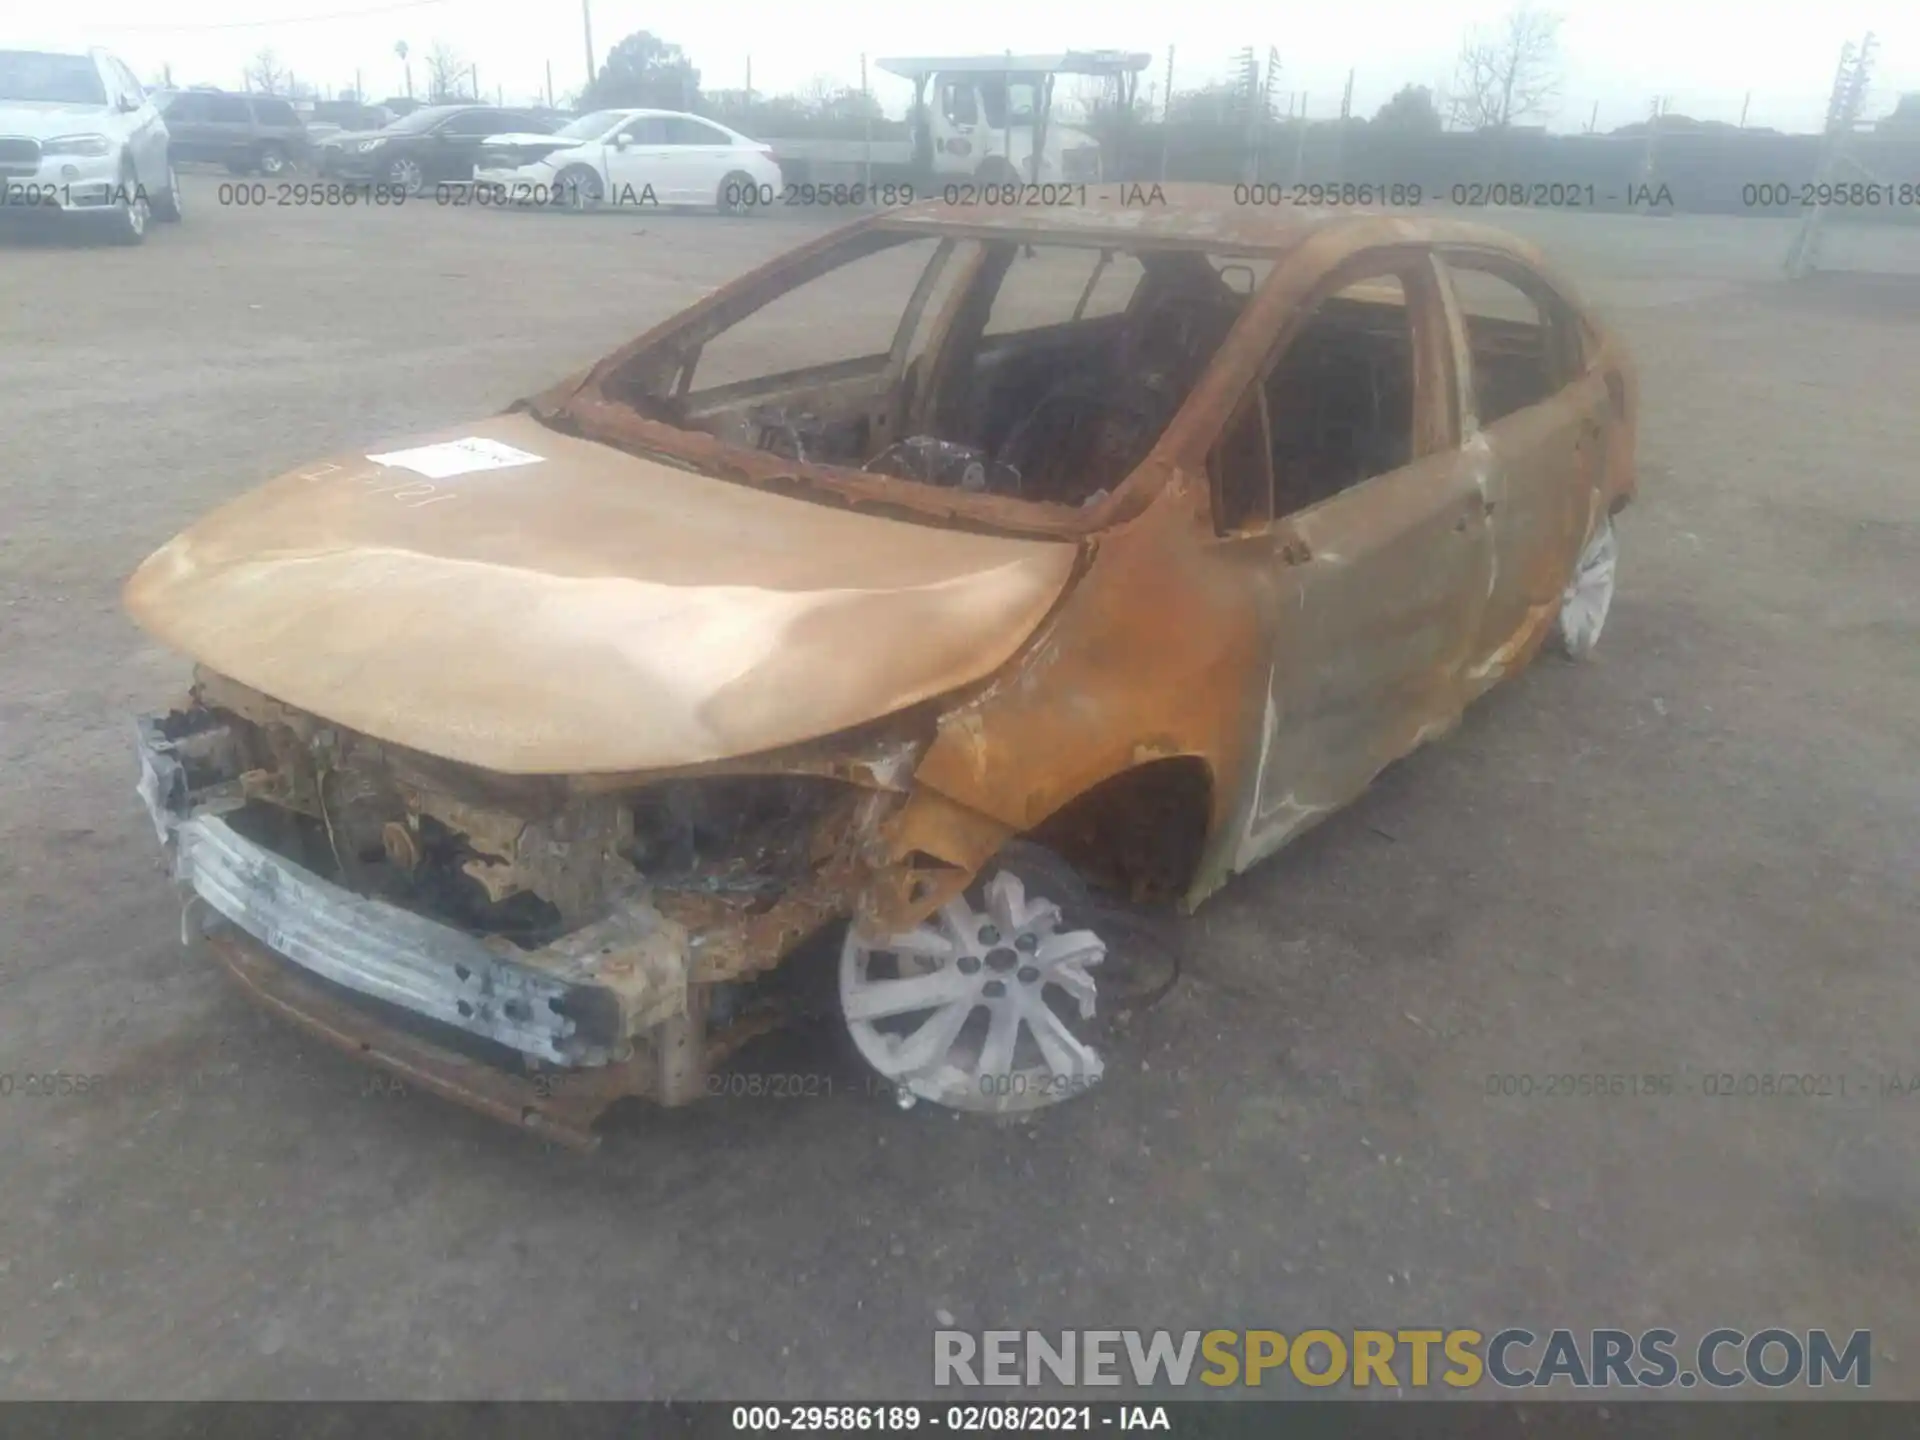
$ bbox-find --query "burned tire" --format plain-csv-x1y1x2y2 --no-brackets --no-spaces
1552,516,1618,660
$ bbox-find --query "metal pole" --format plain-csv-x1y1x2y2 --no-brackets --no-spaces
1587,99,1598,133
546,60,553,109
1159,45,1173,182
470,64,478,100
861,53,872,194
1738,90,1750,128
745,55,752,108
1003,50,1013,178
1292,93,1308,185
581,0,595,89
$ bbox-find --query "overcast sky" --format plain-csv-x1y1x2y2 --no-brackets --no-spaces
20,0,1919,133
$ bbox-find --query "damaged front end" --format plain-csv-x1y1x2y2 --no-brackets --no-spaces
136,670,934,1147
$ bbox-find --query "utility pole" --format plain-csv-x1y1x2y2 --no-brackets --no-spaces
1738,90,1750,128
1292,92,1309,184
581,0,595,89
1236,46,1260,184
1159,45,1174,182
745,55,752,108
1586,99,1598,133
861,53,872,193
545,60,553,109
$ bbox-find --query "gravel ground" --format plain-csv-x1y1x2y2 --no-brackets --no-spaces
0,177,1914,1400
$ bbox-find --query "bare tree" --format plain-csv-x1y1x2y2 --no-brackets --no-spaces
1446,4,1563,129
244,47,289,96
425,40,468,101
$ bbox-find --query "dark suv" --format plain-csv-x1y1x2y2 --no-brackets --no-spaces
156,89,308,175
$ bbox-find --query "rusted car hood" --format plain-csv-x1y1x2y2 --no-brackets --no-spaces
124,413,1076,775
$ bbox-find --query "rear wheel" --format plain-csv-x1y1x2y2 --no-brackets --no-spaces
1553,516,1618,659
716,169,760,216
256,143,290,176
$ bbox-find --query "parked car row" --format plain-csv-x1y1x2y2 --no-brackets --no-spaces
6,47,795,244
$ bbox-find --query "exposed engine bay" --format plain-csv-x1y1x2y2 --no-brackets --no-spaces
134,669,934,1140
152,672,900,967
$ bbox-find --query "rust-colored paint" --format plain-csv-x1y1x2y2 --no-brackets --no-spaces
130,187,1637,1127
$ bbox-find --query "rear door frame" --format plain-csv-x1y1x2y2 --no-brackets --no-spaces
1433,245,1610,696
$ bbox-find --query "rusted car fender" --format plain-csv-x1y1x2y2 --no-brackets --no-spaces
877,466,1272,921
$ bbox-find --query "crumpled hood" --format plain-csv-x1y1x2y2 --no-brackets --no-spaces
124,413,1076,775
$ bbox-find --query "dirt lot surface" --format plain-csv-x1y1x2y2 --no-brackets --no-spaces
1,179,1915,1399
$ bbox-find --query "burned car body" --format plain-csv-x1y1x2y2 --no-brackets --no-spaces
126,188,1637,1145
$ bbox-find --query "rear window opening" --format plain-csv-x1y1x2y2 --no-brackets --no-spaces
589,231,1269,515
1443,262,1575,423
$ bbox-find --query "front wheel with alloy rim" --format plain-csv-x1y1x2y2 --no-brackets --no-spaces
1553,515,1618,659
383,155,425,195
256,144,290,176
552,164,604,212
151,163,182,221
103,171,150,245
841,851,1108,1113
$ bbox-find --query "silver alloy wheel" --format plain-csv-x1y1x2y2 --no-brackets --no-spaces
716,170,756,216
841,867,1107,1113
156,164,182,221
1555,516,1618,659
110,182,150,244
386,156,425,194
556,165,603,211
258,145,288,176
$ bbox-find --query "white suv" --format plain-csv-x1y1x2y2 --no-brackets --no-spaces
0,47,180,243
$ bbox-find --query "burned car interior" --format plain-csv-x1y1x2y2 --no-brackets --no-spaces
590,235,1275,511
580,230,1567,527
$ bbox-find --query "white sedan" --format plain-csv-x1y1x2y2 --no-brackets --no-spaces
473,107,783,213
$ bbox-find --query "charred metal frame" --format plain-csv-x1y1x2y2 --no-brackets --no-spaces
134,188,1637,1140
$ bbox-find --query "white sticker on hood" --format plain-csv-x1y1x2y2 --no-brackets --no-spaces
367,437,546,480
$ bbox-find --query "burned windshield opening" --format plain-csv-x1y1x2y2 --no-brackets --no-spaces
582,230,1263,515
